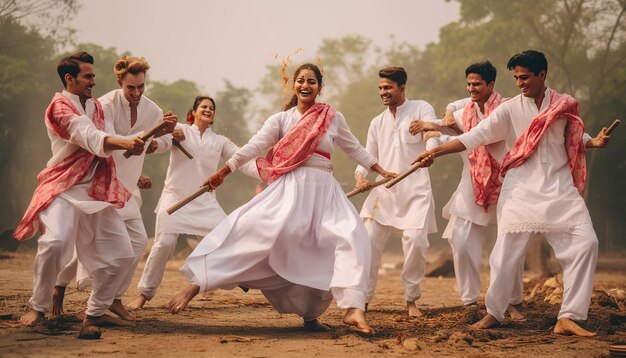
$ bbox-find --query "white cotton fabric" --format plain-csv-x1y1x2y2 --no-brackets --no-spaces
182,108,376,311
153,124,258,237
458,89,592,234
354,99,437,232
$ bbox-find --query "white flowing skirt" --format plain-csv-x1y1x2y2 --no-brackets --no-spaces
181,166,371,306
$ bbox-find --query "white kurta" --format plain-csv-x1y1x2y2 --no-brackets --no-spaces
355,99,437,232
182,108,376,309
100,89,163,220
153,124,258,236
440,105,499,228
458,88,592,234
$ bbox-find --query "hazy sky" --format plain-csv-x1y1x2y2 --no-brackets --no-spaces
72,0,460,94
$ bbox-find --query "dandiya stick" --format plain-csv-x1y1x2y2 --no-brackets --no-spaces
123,121,168,158
346,177,392,198
167,185,211,215
606,119,621,135
384,161,425,189
173,140,193,159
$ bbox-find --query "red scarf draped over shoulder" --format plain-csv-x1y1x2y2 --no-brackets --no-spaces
256,103,335,183
500,89,586,193
463,91,504,211
14,93,131,240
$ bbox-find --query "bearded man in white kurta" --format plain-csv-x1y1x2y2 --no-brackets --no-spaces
54,56,176,320
354,67,437,317
16,52,147,327
413,50,611,337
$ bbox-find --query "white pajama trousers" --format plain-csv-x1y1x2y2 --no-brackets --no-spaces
56,218,147,301
486,222,598,322
447,216,523,305
30,197,134,317
137,233,201,300
364,219,428,303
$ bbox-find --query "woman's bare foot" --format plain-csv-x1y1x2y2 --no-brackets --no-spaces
109,299,136,321
507,304,525,321
554,317,597,337
127,294,148,310
471,314,499,329
83,313,134,327
52,286,66,316
20,310,44,327
168,284,200,314
303,318,331,332
407,301,422,317
343,308,374,335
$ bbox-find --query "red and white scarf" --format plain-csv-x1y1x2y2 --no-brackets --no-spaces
463,91,504,211
14,93,131,240
256,103,335,183
500,89,586,192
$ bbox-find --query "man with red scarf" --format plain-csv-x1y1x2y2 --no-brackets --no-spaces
418,61,525,317
16,52,146,327
412,50,610,336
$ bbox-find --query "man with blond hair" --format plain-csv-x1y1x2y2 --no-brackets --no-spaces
54,56,176,320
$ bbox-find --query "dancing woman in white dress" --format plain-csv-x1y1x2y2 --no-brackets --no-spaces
167,63,395,335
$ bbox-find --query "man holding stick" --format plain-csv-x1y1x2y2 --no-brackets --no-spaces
16,52,146,327
412,50,611,336
409,61,525,317
354,67,438,317
53,56,177,320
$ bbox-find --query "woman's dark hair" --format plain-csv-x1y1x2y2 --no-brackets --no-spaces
57,51,94,87
283,63,323,111
187,95,216,124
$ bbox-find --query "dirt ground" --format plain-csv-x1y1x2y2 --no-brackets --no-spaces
1,247,625,357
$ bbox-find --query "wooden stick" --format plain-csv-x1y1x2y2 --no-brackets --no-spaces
385,161,425,189
167,185,211,215
123,121,169,158
346,177,392,198
606,119,621,135
173,139,193,159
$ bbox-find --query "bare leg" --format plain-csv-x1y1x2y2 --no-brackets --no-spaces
507,304,525,321
52,286,66,316
407,301,422,317
19,310,45,327
127,294,148,310
109,299,136,321
168,284,200,314
83,313,134,327
471,314,499,329
303,318,331,332
342,308,374,335
554,317,597,337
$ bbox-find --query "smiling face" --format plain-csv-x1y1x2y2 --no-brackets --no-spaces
294,69,320,107
66,62,96,100
378,78,405,108
466,73,494,104
193,99,215,126
119,72,145,105
513,65,546,99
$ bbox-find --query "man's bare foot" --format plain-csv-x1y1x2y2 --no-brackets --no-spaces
303,319,331,332
343,308,374,335
507,304,525,321
83,313,134,327
407,301,422,317
19,310,44,327
168,284,200,314
127,294,148,310
52,286,66,316
471,314,499,329
554,317,597,337
109,299,136,321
